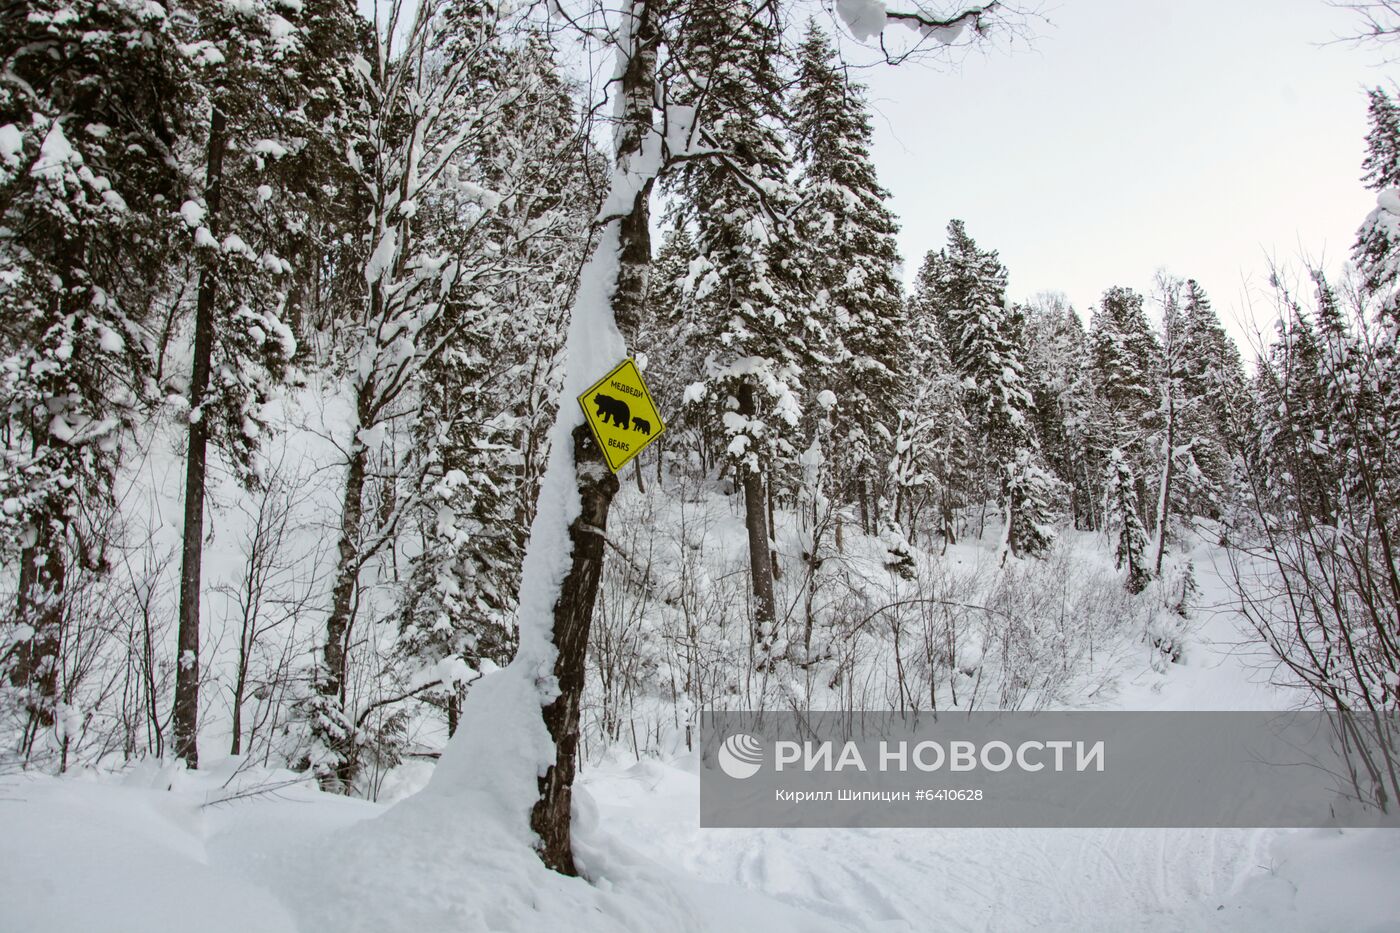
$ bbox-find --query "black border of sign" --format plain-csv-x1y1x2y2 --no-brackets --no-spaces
576,357,667,473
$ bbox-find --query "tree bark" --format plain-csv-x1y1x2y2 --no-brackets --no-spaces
531,425,619,874
229,677,244,756
767,466,781,581
173,105,227,769
316,394,370,789
447,690,461,738
738,380,778,660
13,526,64,751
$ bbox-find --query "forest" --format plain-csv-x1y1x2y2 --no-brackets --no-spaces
2,0,1399,929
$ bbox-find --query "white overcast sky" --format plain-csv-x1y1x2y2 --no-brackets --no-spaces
852,0,1396,346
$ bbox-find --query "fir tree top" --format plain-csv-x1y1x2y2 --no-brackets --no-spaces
1362,86,1400,192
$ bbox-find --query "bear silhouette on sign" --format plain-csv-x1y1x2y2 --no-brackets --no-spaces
593,392,631,430
632,418,651,436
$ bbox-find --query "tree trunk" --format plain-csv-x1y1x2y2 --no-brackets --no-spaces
527,0,658,876
173,106,227,769
229,682,243,756
13,527,65,751
941,487,956,549
738,380,778,660
1155,398,1176,575
767,467,781,581
531,424,619,874
230,629,249,756
317,408,369,789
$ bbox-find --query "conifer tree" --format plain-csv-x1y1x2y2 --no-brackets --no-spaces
1298,270,1391,531
791,21,906,530
1178,279,1246,523
1354,86,1400,322
1021,293,1099,529
914,220,1056,557
1362,85,1400,191
1089,285,1161,534
905,244,977,544
1252,294,1339,523
0,0,189,749
1105,448,1151,594
674,0,809,662
888,318,972,547
1151,276,1197,572
635,224,697,479
1348,87,1400,531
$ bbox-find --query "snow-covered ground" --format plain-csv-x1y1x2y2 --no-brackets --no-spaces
4,543,1398,932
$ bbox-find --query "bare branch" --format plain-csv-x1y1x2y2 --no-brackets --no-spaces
1327,1,1400,61
883,0,1002,33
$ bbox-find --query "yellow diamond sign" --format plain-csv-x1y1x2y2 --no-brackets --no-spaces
578,358,666,473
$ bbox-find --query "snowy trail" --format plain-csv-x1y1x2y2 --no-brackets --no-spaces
585,766,1274,931
580,546,1395,932
1109,541,1288,713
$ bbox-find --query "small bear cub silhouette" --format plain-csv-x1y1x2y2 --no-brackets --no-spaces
632,417,651,436
593,392,631,430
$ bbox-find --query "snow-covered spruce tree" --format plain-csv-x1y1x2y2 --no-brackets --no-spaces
1354,86,1400,321
1348,87,1400,524
281,0,374,341
791,21,907,544
1021,292,1101,530
398,24,594,738
0,0,188,758
1089,285,1161,525
908,240,981,522
1179,278,1247,521
1250,290,1341,523
673,0,810,664
1104,448,1151,594
914,220,1056,558
170,0,348,768
634,224,698,479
